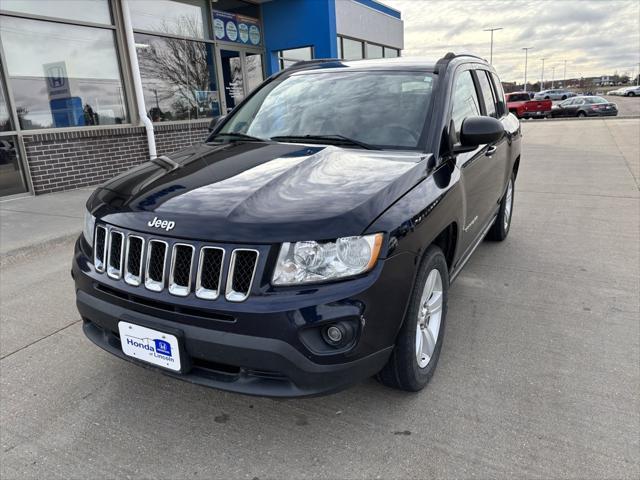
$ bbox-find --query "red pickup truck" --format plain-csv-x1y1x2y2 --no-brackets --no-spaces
506,92,552,119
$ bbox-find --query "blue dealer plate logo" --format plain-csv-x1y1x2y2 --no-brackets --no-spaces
154,339,172,357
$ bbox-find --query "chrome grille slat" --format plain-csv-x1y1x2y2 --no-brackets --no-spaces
226,249,259,302
124,235,145,286
93,225,261,301
94,225,107,272
195,247,225,300
107,231,124,279
145,240,168,292
168,243,194,297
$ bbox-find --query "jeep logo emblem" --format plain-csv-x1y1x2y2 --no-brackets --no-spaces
147,216,175,231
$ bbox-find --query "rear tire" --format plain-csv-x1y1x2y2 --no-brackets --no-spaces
628,92,635,97
578,111,587,117
561,95,567,100
377,246,448,392
487,174,514,241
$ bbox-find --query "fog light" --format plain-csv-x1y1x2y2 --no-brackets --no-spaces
326,325,343,343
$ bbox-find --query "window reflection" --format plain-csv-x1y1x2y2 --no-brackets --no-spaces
0,137,28,196
136,33,220,122
0,77,12,131
129,0,206,39
0,16,128,130
0,0,111,24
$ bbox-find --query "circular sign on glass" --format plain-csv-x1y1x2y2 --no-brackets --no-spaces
213,18,225,39
226,21,238,41
238,23,249,43
249,24,260,45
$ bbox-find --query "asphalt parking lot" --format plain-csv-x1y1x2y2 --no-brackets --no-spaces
1,118,639,479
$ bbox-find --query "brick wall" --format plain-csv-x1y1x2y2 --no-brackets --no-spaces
22,120,210,194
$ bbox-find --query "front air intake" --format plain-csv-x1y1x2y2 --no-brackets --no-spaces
107,231,124,279
225,249,258,302
169,243,194,297
145,240,168,292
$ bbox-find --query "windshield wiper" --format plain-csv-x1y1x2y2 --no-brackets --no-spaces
270,134,380,150
208,132,266,143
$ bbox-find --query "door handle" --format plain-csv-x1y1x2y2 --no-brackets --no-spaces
485,145,497,156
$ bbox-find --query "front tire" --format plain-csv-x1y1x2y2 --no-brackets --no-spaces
377,246,448,392
487,174,514,241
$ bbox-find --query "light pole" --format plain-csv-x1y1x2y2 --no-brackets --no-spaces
483,27,503,64
563,60,567,87
522,47,532,91
540,58,546,91
551,66,555,88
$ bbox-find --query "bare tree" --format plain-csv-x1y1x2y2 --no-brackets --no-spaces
137,16,213,120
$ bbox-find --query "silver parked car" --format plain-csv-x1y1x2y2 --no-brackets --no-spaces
533,89,577,101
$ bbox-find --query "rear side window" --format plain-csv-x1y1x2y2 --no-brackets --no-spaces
490,72,506,116
451,70,481,141
476,71,497,117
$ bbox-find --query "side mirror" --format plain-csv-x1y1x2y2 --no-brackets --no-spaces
208,115,226,132
454,116,504,153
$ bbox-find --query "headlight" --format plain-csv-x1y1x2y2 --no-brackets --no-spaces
272,233,383,286
83,209,96,247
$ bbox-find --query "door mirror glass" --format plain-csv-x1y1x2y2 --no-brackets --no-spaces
457,116,504,149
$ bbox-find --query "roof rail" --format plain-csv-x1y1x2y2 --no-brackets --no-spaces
434,51,487,73
287,58,341,70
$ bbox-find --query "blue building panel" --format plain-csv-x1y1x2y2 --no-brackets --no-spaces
261,0,338,76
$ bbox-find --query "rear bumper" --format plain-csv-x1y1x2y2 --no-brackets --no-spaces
79,291,392,397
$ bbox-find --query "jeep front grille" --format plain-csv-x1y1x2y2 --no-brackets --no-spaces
226,249,259,302
91,225,260,302
94,226,107,272
145,240,168,292
107,231,124,279
168,244,194,297
196,247,224,300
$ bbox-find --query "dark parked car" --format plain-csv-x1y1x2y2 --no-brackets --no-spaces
551,96,618,118
73,53,522,397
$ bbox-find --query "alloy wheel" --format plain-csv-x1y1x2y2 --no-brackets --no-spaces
415,269,443,368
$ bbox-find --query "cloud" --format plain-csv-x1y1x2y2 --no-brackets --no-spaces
385,0,640,82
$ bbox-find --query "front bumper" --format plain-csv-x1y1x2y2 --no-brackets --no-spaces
73,238,415,397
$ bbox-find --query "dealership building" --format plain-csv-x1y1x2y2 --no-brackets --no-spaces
0,0,403,197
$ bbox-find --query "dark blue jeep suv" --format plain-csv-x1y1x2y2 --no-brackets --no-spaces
73,53,521,397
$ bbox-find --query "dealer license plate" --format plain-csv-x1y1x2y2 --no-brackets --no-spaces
118,321,181,372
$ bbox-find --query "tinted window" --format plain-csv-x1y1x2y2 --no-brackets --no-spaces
0,75,12,131
220,72,435,149
477,71,497,117
508,93,530,102
587,97,607,104
0,16,128,130
384,47,399,58
366,43,383,59
490,73,506,115
342,38,363,60
451,70,481,140
129,0,207,39
1,0,111,24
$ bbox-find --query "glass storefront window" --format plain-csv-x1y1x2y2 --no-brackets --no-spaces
0,78,12,132
245,53,264,93
129,0,207,39
366,43,383,59
0,136,28,196
342,38,363,60
0,16,128,130
0,0,112,25
135,33,220,122
278,46,313,70
384,47,399,58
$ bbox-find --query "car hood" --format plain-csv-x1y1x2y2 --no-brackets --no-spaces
90,142,429,243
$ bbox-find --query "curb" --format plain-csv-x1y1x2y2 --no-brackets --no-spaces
0,231,80,266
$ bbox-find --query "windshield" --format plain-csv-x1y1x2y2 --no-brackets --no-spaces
215,71,435,150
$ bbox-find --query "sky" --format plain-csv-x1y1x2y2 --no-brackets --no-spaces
384,0,640,84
